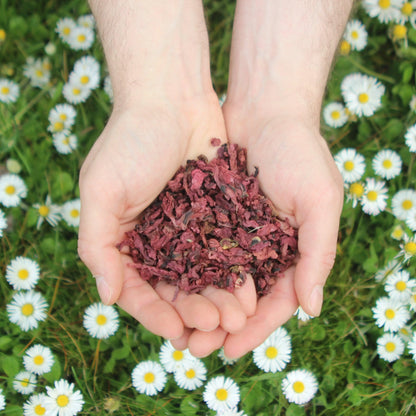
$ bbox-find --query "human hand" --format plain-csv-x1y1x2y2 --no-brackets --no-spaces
78,97,256,343
219,105,344,358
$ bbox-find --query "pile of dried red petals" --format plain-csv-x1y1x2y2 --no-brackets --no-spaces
119,141,298,297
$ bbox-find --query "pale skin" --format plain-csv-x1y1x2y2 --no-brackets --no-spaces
78,0,352,358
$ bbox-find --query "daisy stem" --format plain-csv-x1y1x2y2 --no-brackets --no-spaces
92,339,101,386
344,56,395,84
406,153,414,188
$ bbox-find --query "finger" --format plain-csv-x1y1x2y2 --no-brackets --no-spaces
155,283,220,332
170,327,193,351
294,186,343,317
200,286,247,333
117,259,184,340
223,267,298,359
232,273,257,317
187,327,228,358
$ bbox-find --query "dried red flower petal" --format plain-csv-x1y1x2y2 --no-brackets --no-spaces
119,142,298,297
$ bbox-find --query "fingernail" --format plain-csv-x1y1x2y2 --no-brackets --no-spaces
95,275,113,305
309,285,323,317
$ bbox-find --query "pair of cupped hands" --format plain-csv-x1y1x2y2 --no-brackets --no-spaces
77,91,344,359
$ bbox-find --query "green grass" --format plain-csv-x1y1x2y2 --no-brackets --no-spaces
1,1,416,415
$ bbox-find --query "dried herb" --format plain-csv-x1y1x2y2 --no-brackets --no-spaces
119,142,298,297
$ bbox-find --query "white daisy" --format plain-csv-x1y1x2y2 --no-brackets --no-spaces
6,158,22,174
323,102,348,128
0,208,7,237
23,57,51,88
345,181,365,208
44,379,84,416
159,340,196,373
372,296,410,332
61,199,81,227
173,358,207,390
5,256,40,290
362,0,402,23
408,291,416,311
103,75,113,102
203,376,240,413
13,371,37,395
405,124,416,152
48,103,77,134
0,173,27,207
53,133,78,155
78,14,95,29
23,344,54,375
33,195,61,228
0,78,19,103
62,81,91,104
391,225,406,240
45,42,57,56
281,369,318,405
217,347,239,366
334,148,366,183
391,189,416,220
0,388,5,411
405,210,416,231
344,20,368,51
131,361,167,396
385,269,416,303
397,1,416,24
398,233,416,261
252,327,292,373
341,73,385,117
374,260,402,282
56,17,77,43
377,333,405,362
23,393,48,416
67,26,95,51
408,332,416,362
83,302,120,339
294,305,313,322
372,149,402,180
361,178,388,216
70,56,100,90
7,290,48,331
398,325,413,341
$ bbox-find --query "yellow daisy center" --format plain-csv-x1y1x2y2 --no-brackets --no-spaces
35,69,44,78
350,182,364,198
385,342,396,352
358,93,369,103
5,185,16,195
21,303,34,316
18,269,29,280
367,190,378,201
0,29,6,41
392,226,404,239
293,381,305,393
340,40,351,55
54,121,64,131
400,327,410,336
34,404,46,415
39,205,50,217
215,388,228,401
33,355,44,365
172,350,184,361
80,75,89,84
63,27,71,35
43,61,52,71
379,0,391,9
1,86,10,95
56,394,69,407
185,369,196,379
62,137,70,145
402,200,413,210
351,30,359,39
70,209,79,218
402,2,413,15
382,159,393,169
404,241,416,256
77,34,86,43
20,377,30,387
395,281,407,292
144,372,155,384
331,110,341,120
59,113,67,121
344,160,354,171
96,314,107,325
265,346,278,359
385,308,396,320
394,24,407,39
72,88,81,96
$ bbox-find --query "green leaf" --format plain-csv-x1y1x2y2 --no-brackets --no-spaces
401,63,413,84
51,171,74,198
310,325,326,341
382,119,404,140
103,357,116,374
43,358,62,383
0,353,19,377
0,336,13,351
